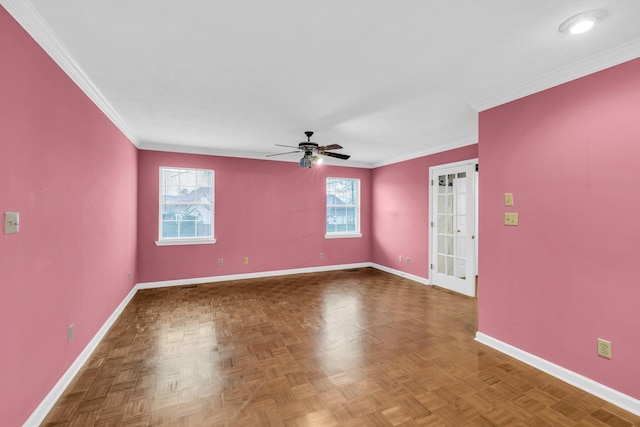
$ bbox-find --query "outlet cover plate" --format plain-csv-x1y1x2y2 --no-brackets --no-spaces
504,212,518,226
597,338,612,359
504,193,514,206
4,212,19,234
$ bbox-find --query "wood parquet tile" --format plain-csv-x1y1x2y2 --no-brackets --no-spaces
42,268,639,426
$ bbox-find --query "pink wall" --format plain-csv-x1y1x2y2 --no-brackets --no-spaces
0,7,138,426
371,145,478,279
478,58,640,398
137,151,371,283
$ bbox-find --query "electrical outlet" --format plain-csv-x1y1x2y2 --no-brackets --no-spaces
399,255,403,262
68,324,74,341
504,212,518,226
597,338,612,359
218,258,223,266
319,252,324,259
243,257,249,265
406,257,411,264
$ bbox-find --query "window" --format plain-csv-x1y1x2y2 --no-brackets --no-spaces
326,177,361,238
156,167,215,245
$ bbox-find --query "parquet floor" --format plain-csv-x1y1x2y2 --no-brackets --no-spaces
42,268,639,426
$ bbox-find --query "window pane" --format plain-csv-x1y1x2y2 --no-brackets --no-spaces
161,219,178,238
159,167,214,240
196,222,211,237
180,219,196,237
326,177,360,234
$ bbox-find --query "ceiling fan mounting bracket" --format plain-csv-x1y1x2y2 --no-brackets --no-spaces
304,131,314,140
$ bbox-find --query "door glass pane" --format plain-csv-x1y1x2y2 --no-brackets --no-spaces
446,256,453,275
438,175,447,194
446,195,454,213
437,196,445,213
438,255,446,273
437,215,446,233
447,174,455,193
437,235,445,254
445,216,453,234
445,236,453,255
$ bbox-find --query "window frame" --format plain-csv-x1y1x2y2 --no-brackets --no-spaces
325,177,362,239
155,166,216,246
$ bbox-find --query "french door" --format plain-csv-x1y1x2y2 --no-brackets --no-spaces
429,161,477,297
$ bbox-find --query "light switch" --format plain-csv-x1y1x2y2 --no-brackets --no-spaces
504,193,514,206
4,212,19,234
504,212,518,226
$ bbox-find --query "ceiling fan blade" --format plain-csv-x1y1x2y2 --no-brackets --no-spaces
321,152,351,160
266,150,299,157
275,144,301,150
317,144,343,151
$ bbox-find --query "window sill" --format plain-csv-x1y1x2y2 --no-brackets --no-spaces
155,238,217,246
324,233,362,239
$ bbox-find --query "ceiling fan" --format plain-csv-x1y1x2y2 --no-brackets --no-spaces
267,131,350,168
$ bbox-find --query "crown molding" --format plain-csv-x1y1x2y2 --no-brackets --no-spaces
138,141,374,169
1,0,139,146
469,37,640,112
370,135,478,169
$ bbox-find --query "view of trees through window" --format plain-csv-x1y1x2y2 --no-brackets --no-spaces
160,168,214,239
326,177,359,234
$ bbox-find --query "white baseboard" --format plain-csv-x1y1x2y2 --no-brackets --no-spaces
475,332,640,416
136,262,373,289
370,263,430,286
23,286,139,427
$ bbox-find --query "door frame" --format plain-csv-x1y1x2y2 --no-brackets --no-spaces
428,158,479,297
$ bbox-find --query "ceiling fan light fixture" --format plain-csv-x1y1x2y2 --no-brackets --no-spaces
299,155,313,168
558,9,607,35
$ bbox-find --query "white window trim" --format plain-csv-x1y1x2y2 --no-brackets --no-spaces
155,238,217,246
326,177,361,238
324,232,362,239
157,167,215,245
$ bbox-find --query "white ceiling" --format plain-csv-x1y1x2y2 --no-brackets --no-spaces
4,0,640,167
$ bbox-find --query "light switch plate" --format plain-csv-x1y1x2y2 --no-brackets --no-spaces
504,193,514,206
4,212,19,234
504,212,518,226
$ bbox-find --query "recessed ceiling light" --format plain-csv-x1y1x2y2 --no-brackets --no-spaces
559,9,607,35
